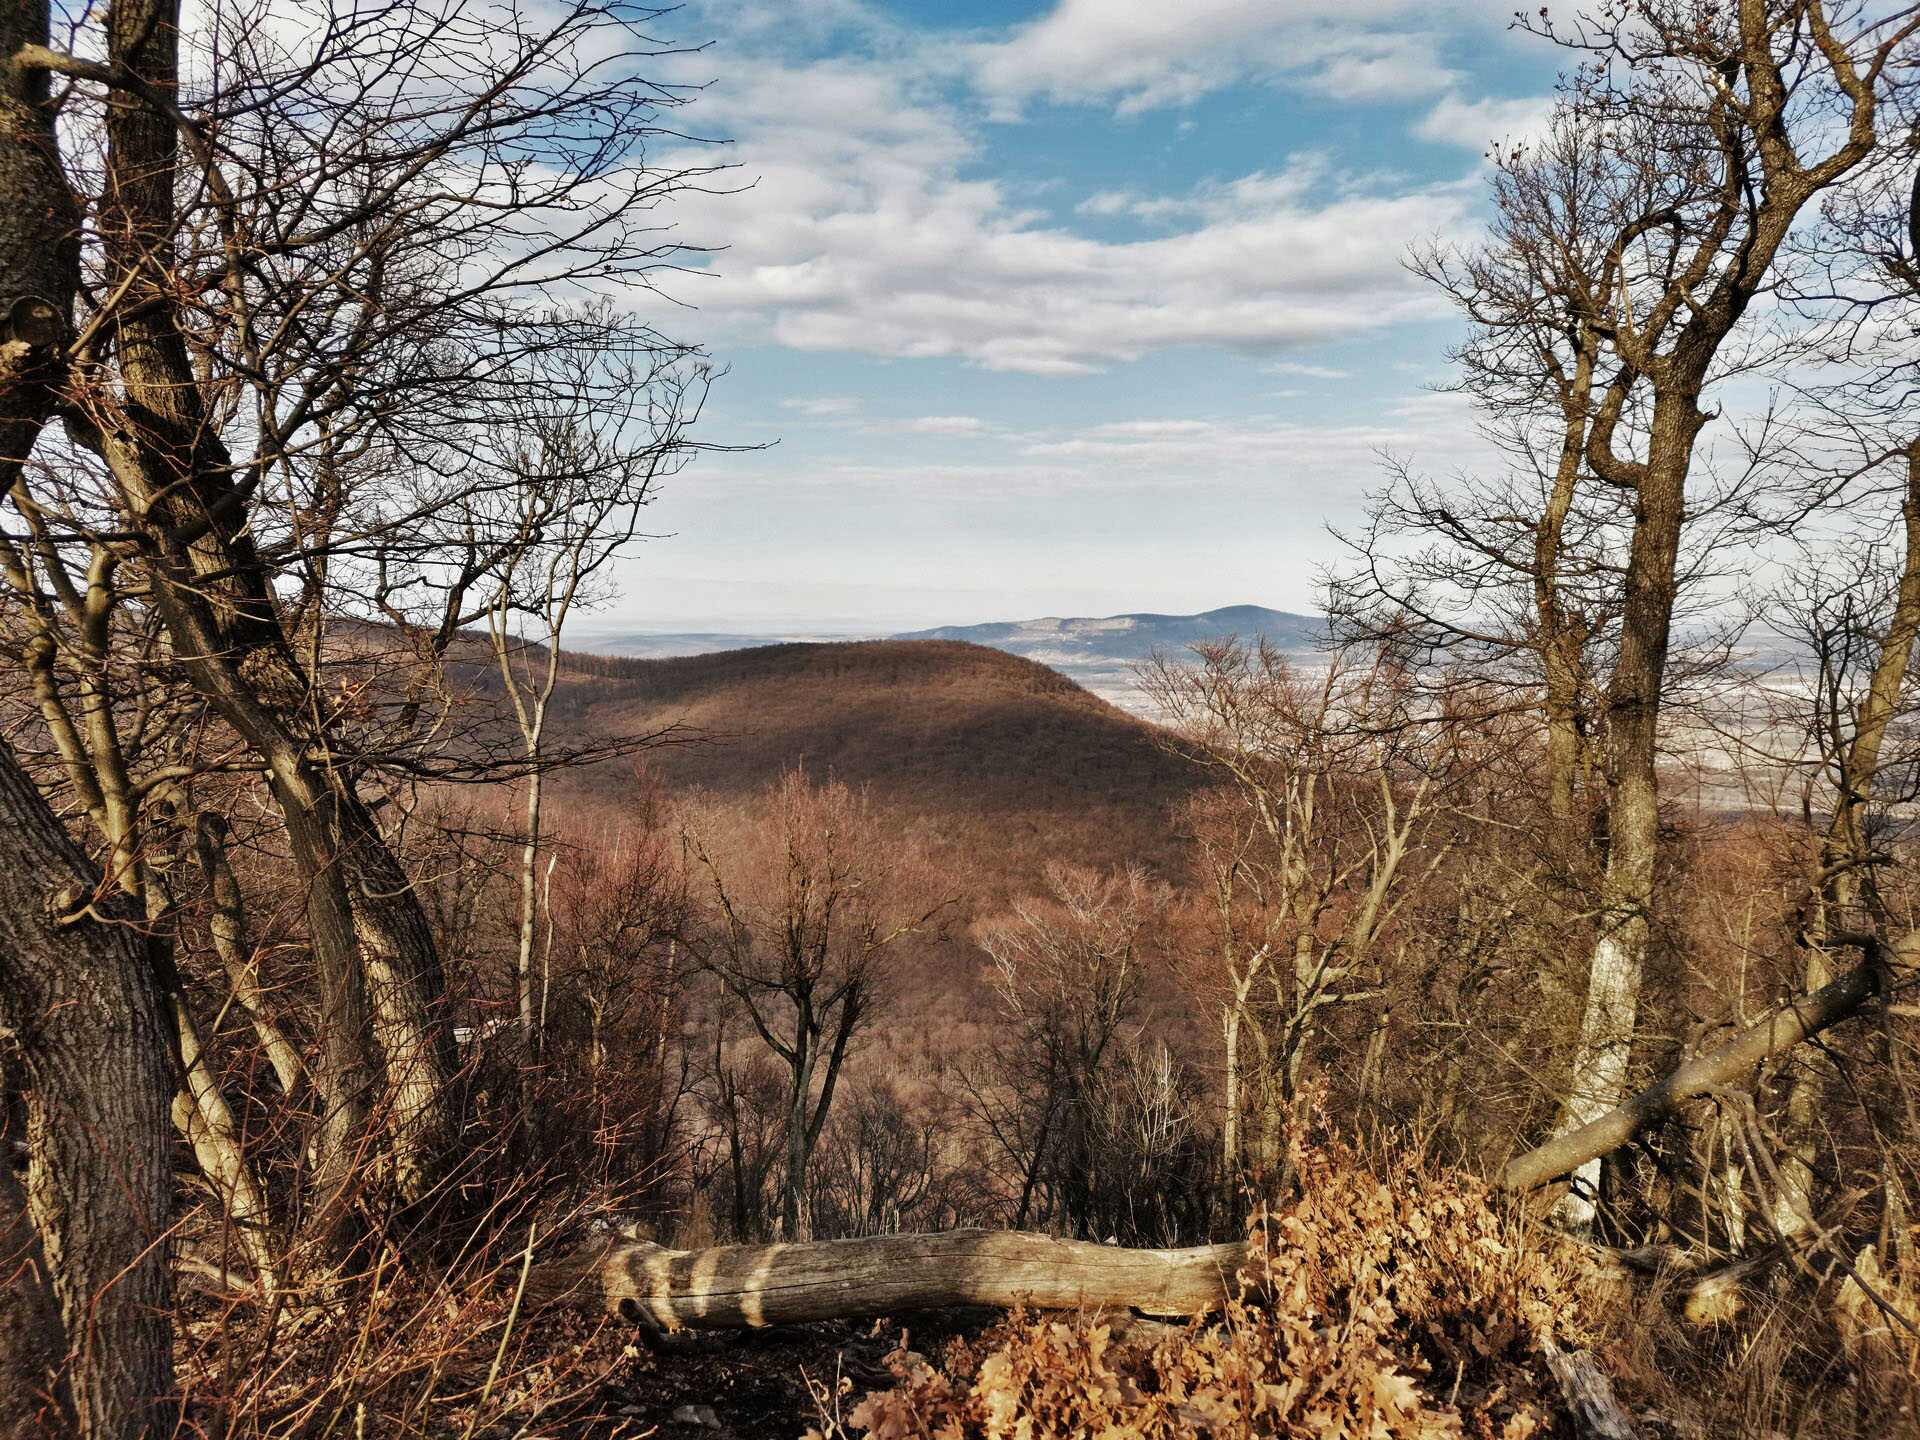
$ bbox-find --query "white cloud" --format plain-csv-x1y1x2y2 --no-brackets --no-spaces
1268,361,1352,380
648,50,1475,375
899,415,996,437
1010,398,1489,500
1417,93,1556,150
969,0,1478,114
684,396,1492,506
612,0,1532,375
781,395,864,417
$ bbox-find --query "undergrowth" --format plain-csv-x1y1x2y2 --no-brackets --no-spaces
812,1136,1627,1440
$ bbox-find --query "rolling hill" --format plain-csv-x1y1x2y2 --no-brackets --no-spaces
537,638,1206,903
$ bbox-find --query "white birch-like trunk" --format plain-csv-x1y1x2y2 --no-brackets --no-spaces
1552,927,1641,1230
1221,1005,1241,1182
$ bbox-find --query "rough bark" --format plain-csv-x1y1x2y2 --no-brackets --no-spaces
1504,934,1903,1194
0,1094,70,1440
0,737,174,1440
528,1229,1247,1331
1543,1343,1639,1440
0,0,80,497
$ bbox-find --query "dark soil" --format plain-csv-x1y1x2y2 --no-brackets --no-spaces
548,1308,1001,1440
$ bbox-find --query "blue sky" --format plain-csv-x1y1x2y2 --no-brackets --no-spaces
593,0,1563,636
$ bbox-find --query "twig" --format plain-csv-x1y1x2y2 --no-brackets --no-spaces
462,1223,539,1440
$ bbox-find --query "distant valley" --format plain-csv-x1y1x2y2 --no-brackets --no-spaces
581,604,1326,713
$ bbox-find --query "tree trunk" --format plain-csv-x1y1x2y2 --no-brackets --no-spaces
191,813,305,1095
1543,1343,1638,1440
0,0,80,493
1555,393,1703,1229
528,1229,1246,1330
1776,436,1920,1236
82,0,454,1217
0,1091,70,1440
0,737,174,1440
1535,336,1596,858
1503,934,1901,1195
783,1047,814,1243
169,1001,279,1291
517,767,544,1057
335,797,456,1207
1221,1004,1242,1182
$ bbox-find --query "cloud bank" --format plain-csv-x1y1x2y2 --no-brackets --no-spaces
648,2,1499,374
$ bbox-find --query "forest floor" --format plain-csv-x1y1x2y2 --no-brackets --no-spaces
585,1309,997,1440
174,1298,999,1440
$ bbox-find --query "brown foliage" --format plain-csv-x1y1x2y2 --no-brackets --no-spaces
824,1136,1623,1440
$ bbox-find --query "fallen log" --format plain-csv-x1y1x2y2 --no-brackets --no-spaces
1503,932,1911,1195
527,1228,1246,1331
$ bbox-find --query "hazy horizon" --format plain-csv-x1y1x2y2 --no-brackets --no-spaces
569,597,1320,642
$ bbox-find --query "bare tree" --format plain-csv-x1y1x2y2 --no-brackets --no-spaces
969,863,1180,1238
1724,138,1920,1237
688,773,938,1241
1338,110,1638,864
483,342,705,1062
1144,639,1456,1181
1,0,716,1261
1343,2,1920,1231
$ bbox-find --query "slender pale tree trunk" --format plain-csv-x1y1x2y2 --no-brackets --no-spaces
169,999,279,1290
191,812,306,1095
518,766,546,1049
489,605,562,1065
1221,1004,1242,1182
1774,437,1920,1236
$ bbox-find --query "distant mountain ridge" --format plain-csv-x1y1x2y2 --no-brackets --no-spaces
897,604,1322,658
895,605,1326,711
581,605,1325,713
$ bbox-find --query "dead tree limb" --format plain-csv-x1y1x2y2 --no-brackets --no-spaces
1504,933,1910,1195
1543,1342,1638,1440
528,1229,1246,1330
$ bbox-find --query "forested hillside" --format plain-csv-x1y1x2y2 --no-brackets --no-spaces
536,639,1204,883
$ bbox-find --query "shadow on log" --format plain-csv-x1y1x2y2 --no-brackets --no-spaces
527,1229,1246,1331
